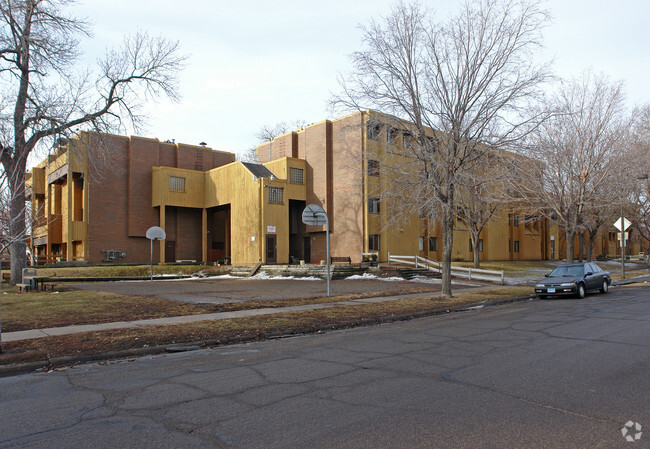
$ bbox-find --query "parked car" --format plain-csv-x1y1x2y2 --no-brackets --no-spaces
534,262,611,299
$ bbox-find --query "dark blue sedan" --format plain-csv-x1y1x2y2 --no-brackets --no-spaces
534,262,611,299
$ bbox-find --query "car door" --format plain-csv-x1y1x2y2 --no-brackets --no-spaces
586,263,601,290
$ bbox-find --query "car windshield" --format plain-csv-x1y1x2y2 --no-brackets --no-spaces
549,266,584,277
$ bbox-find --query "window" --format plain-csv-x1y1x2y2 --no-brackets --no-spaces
418,236,424,251
169,176,185,192
514,240,520,253
369,234,380,251
513,215,519,226
367,122,381,140
429,237,438,251
470,239,483,252
268,187,283,204
402,131,414,148
368,197,380,214
368,160,380,176
387,127,399,144
289,167,304,184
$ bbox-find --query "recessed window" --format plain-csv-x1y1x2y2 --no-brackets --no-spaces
369,234,380,251
387,127,399,144
368,197,380,214
514,240,520,253
269,187,283,204
368,160,380,176
289,167,304,184
418,236,424,251
513,215,519,226
429,237,438,251
169,176,185,192
367,122,381,140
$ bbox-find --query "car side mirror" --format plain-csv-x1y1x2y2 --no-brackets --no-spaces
585,272,593,276
544,273,549,277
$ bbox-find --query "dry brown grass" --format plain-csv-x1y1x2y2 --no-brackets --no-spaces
0,286,533,366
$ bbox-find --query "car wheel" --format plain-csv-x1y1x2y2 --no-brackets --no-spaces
577,283,586,299
600,279,608,294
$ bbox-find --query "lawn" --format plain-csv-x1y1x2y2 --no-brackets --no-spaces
0,284,533,366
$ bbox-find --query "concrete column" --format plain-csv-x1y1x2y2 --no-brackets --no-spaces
202,208,207,263
66,171,73,261
159,205,166,263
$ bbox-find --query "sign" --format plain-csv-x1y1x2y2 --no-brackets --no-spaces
267,225,276,233
617,232,629,241
613,217,631,232
302,204,327,226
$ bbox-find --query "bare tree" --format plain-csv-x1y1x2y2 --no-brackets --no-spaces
332,0,551,296
629,104,650,263
0,0,186,283
517,72,629,262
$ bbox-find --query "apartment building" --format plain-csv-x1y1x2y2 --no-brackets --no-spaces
26,111,630,266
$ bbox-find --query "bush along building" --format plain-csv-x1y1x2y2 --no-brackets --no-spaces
26,111,635,266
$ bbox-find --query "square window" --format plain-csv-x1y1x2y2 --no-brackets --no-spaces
368,160,380,176
289,167,304,184
367,122,381,140
169,176,185,192
268,187,283,204
429,237,438,251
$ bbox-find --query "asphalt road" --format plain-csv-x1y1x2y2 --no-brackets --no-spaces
1,285,649,448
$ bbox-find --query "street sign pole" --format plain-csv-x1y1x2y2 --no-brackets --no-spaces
613,216,631,280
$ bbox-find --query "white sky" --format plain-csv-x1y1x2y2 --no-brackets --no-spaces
71,0,649,159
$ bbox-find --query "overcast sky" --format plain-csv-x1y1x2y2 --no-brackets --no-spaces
71,0,649,159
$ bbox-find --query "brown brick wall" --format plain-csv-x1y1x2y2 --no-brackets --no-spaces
257,132,298,163
83,134,231,264
128,137,160,237
87,134,144,263
331,115,364,263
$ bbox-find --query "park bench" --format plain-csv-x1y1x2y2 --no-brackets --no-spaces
330,256,352,265
17,283,31,293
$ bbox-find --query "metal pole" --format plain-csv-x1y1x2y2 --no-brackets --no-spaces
150,239,154,282
326,213,330,297
621,203,626,280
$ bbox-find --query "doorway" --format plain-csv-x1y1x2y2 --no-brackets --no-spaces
165,241,176,263
266,234,277,264
303,237,311,263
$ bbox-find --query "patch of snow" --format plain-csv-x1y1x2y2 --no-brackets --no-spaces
345,273,405,281
248,271,320,281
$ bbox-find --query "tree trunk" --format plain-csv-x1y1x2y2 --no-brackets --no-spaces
441,204,454,297
586,229,595,262
472,233,480,268
565,229,575,262
578,231,585,262
9,161,27,285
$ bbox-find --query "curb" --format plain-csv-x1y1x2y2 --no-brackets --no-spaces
0,294,535,377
